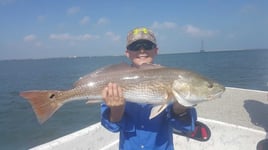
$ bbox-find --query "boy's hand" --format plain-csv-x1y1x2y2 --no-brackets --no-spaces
102,83,125,122
173,101,188,115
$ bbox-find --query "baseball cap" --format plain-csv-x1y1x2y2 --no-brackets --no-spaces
126,27,157,47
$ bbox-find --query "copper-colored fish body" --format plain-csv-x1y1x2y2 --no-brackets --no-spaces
20,63,225,123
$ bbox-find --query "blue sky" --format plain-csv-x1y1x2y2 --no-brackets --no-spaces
1,0,268,60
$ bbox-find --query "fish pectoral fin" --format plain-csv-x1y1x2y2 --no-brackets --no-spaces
149,104,168,119
86,99,102,104
172,89,195,107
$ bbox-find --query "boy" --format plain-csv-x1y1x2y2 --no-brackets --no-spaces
101,27,197,150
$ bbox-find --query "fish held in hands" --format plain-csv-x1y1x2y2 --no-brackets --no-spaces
20,63,225,124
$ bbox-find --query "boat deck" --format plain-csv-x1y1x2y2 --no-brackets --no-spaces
197,87,268,132
31,87,268,150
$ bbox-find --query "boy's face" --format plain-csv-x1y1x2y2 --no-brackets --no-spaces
125,40,158,66
125,48,158,66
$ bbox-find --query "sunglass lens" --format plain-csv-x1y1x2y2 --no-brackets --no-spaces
128,42,155,51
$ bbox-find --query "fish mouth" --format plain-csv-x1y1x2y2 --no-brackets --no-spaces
208,90,225,100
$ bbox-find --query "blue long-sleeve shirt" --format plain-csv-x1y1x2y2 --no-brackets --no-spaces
101,102,197,150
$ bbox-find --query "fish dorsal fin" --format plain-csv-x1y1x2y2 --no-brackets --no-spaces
92,63,134,76
74,63,136,87
149,104,168,119
138,63,164,70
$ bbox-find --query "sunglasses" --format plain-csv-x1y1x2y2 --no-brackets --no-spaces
127,40,156,51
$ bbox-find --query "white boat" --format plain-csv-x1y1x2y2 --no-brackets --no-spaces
30,87,268,150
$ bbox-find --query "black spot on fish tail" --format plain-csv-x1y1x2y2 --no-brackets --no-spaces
49,94,55,99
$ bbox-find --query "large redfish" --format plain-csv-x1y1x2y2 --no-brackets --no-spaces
20,63,225,123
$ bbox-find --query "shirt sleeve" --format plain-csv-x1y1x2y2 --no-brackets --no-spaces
100,103,122,132
101,103,137,134
167,105,197,133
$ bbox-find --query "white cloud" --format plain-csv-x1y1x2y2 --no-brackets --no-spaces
67,6,80,15
23,34,42,47
50,33,71,40
105,32,121,41
24,34,37,42
151,21,178,29
97,17,109,25
49,33,99,41
183,25,218,37
80,16,90,25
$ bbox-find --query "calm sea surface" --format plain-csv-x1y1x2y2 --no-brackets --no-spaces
0,50,268,149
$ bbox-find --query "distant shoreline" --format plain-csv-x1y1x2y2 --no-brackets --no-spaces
1,48,267,61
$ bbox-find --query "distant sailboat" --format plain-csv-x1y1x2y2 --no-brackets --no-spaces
200,40,205,52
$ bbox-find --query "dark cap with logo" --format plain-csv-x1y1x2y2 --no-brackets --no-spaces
126,27,157,47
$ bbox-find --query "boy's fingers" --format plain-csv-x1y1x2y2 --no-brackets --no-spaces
108,83,113,97
102,87,108,99
112,83,118,98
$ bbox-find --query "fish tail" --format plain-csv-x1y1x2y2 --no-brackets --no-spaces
20,90,62,124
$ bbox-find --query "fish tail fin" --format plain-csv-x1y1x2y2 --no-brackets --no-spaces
20,90,62,124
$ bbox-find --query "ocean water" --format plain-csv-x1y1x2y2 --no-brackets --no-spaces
0,50,267,149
